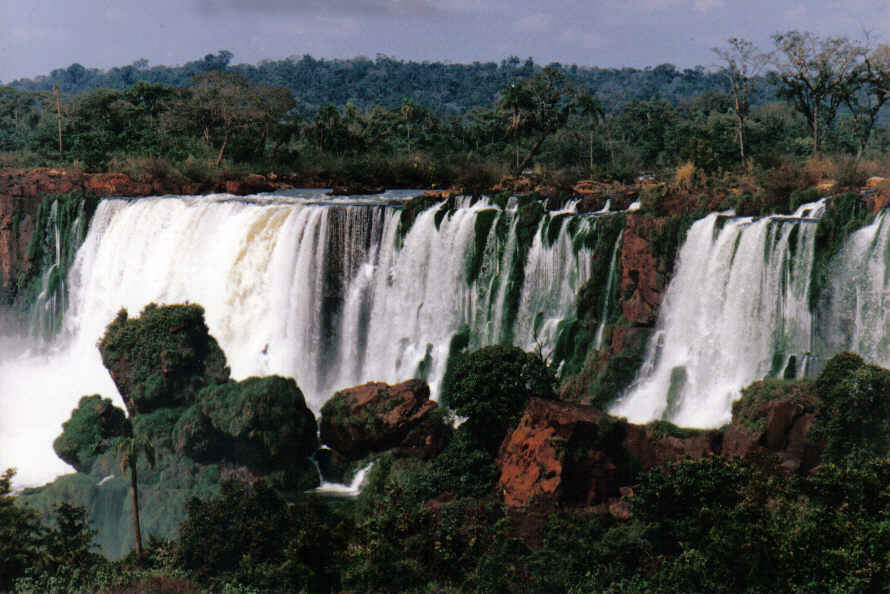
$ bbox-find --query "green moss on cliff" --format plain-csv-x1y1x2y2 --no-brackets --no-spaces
500,199,546,343
465,208,499,284
16,191,99,335
553,213,625,378
809,193,873,310
197,375,319,468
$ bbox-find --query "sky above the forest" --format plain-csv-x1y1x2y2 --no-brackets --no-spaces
2,0,890,82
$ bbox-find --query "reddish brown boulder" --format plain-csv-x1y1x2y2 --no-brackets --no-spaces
320,379,448,460
498,399,620,508
497,398,723,509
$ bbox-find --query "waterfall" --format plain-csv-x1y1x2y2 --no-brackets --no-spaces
0,190,594,486
594,229,623,350
817,210,890,368
610,201,824,428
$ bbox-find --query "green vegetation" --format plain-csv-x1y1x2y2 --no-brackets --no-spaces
11,349,890,592
811,352,890,465
441,344,556,453
809,192,874,309
2,31,888,193
52,395,128,473
98,303,230,414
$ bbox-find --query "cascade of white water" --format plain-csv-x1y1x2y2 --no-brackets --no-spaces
0,190,595,486
515,217,594,354
610,201,824,427
818,211,890,367
594,229,624,350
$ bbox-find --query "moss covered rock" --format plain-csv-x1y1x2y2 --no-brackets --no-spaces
98,303,230,415
52,395,128,473
196,375,318,470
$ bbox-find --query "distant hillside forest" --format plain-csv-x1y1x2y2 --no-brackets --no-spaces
2,33,889,189
6,51,771,116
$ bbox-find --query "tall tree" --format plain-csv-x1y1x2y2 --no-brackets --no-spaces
845,43,890,159
498,67,578,174
713,38,768,163
497,80,534,171
400,97,416,152
576,93,605,173
770,31,866,154
117,433,155,557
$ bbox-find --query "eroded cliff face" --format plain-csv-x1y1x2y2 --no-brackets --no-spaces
559,212,673,408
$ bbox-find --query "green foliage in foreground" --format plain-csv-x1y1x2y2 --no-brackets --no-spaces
441,344,556,453
9,450,890,593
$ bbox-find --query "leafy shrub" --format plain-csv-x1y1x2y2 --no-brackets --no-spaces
441,344,555,453
812,352,890,465
178,481,346,593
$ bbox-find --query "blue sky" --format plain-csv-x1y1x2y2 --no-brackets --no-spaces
2,0,889,82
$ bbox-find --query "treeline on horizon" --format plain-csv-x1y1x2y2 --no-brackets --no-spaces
1,31,889,194
5,51,758,116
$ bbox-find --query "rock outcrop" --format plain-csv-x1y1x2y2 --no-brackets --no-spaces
97,303,230,415
497,398,722,509
498,387,822,510
723,379,823,473
320,379,449,461
182,375,318,470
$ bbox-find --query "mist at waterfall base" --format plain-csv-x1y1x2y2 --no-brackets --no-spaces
0,190,595,488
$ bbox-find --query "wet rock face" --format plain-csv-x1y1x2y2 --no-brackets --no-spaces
619,214,665,327
320,379,449,461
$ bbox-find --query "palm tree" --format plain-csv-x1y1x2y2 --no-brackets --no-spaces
497,81,532,172
400,97,416,152
117,434,155,556
576,94,605,174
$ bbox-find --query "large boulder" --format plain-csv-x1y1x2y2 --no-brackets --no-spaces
52,395,129,473
98,303,230,415
723,379,822,473
187,375,319,470
497,398,621,508
320,379,448,460
497,398,722,509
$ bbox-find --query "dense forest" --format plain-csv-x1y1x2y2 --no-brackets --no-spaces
2,32,889,192
6,51,758,116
